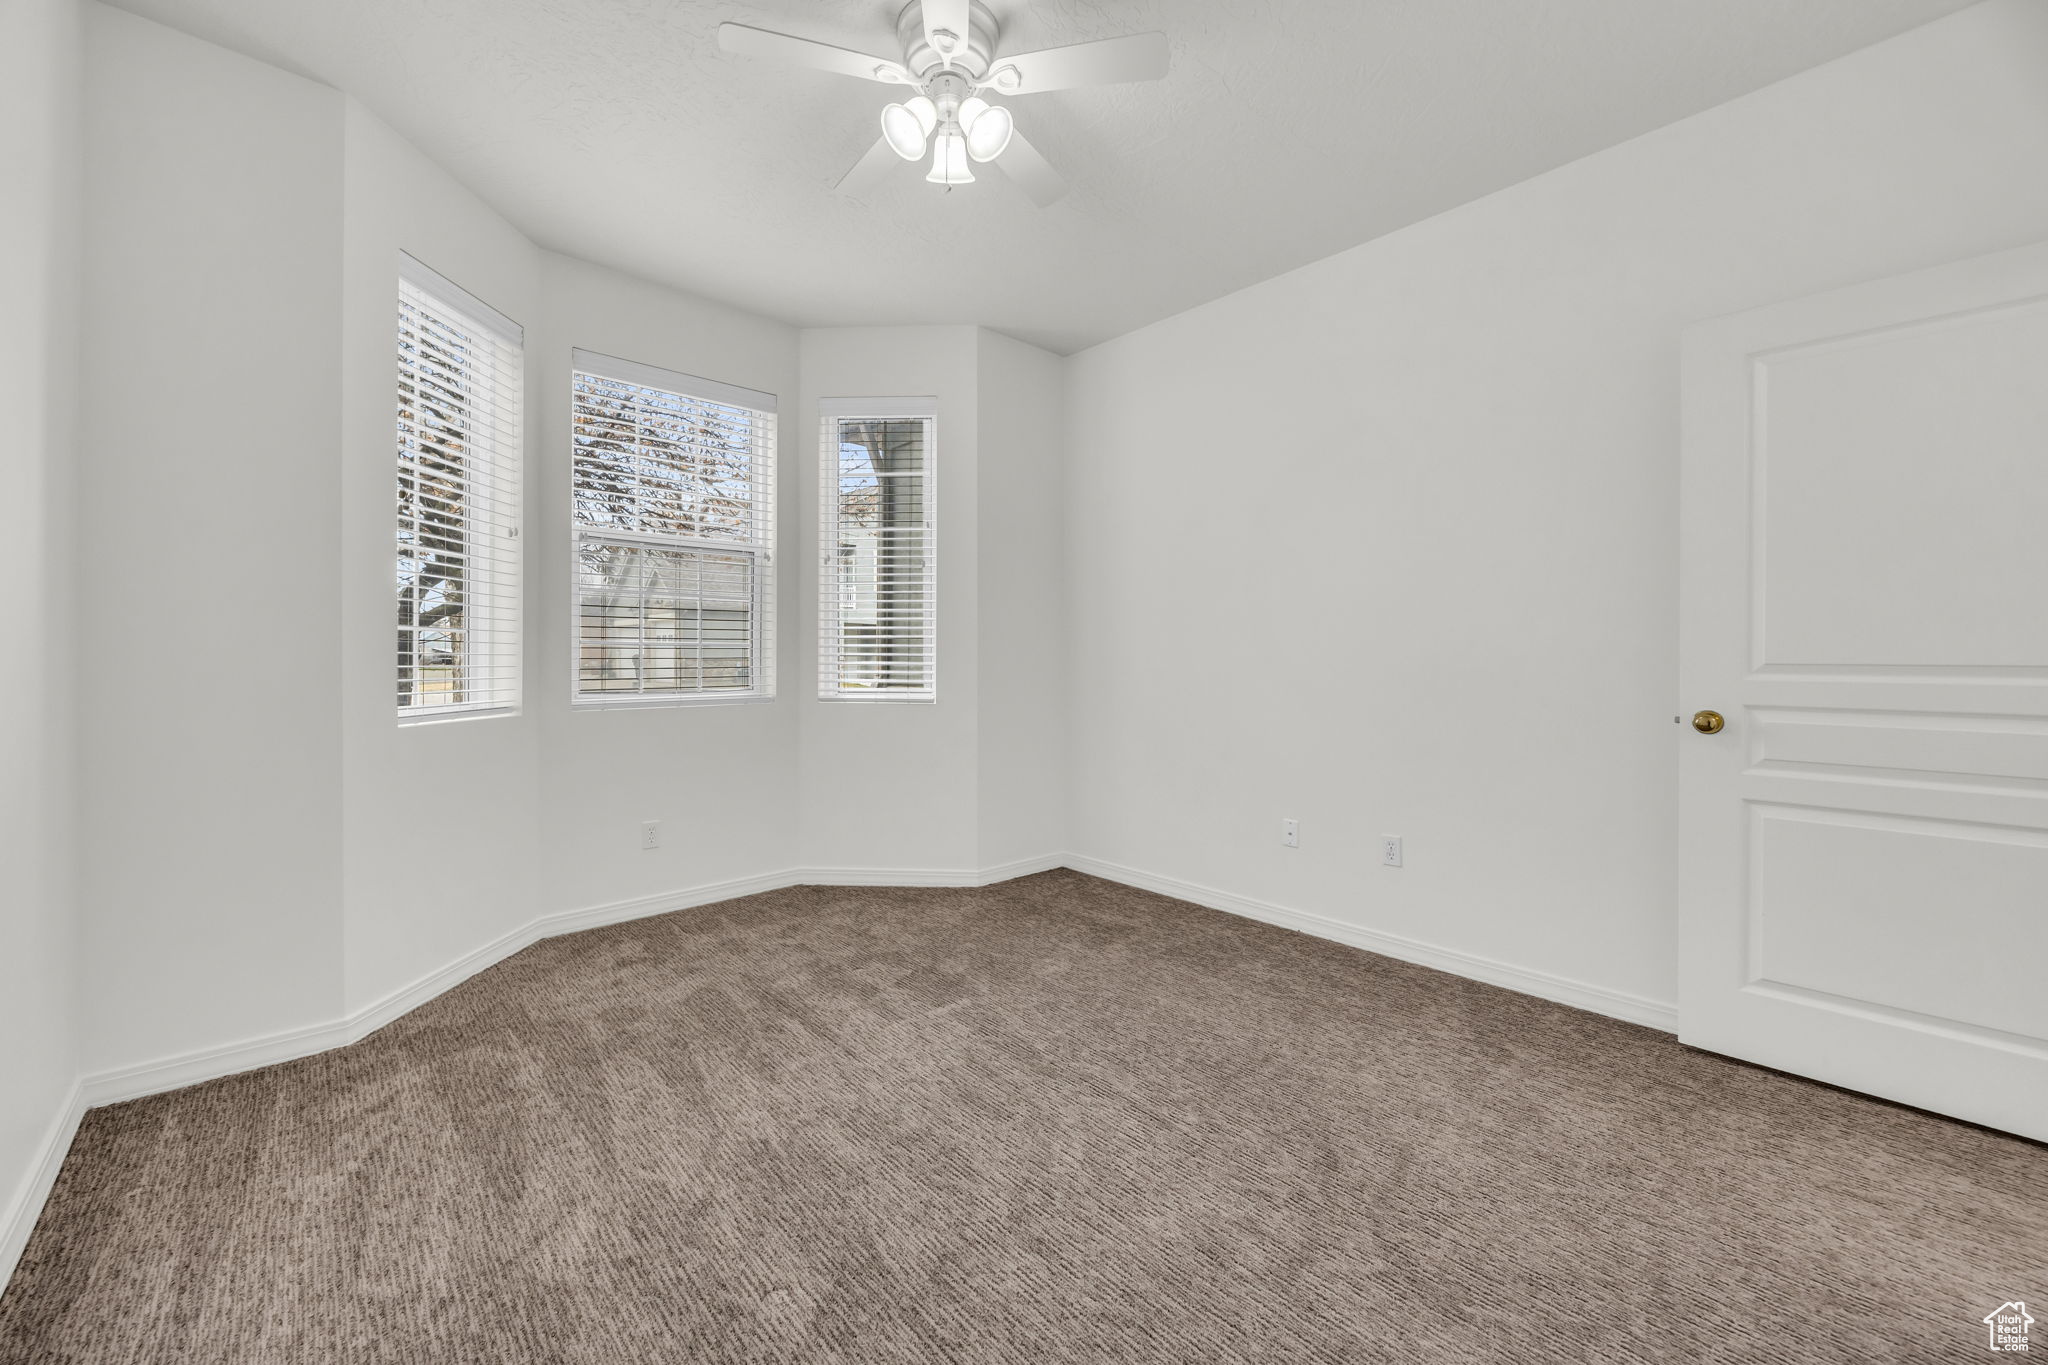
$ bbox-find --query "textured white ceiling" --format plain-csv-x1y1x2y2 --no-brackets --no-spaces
109,0,1976,352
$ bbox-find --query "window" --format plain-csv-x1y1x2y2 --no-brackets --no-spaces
818,401,937,700
571,351,776,705
395,256,523,721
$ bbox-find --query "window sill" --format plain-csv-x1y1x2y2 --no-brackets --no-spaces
396,705,520,728
571,692,777,712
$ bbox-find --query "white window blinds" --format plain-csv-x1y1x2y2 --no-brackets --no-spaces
571,351,777,705
818,401,937,700
395,256,523,721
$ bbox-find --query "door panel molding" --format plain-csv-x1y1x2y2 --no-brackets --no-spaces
1680,237,2048,1142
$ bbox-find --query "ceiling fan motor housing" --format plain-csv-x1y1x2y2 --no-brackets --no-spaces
897,0,1001,81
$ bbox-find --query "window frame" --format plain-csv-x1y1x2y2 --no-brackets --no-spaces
394,253,524,727
817,398,939,704
567,349,778,711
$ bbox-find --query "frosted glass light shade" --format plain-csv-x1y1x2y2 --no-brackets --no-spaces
881,102,929,160
959,98,1013,162
926,128,974,184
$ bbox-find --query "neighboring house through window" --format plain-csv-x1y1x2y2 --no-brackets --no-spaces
570,351,777,705
818,400,937,700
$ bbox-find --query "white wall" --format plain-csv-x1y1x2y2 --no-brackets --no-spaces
798,327,983,873
46,0,2048,1097
5,1,1067,1293
976,331,1067,868
536,254,803,912
0,0,82,1284
14,0,2041,1297
77,4,346,1074
57,3,1062,1099
339,101,545,1016
1062,0,2048,1012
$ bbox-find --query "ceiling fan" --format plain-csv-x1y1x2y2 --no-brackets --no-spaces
718,0,1169,206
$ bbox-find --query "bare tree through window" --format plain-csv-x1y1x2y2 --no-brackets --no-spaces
570,358,776,703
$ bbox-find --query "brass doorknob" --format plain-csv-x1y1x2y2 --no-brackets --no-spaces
1692,710,1725,735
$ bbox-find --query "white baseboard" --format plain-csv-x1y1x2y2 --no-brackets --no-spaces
78,850,1667,1111
76,857,1070,1111
14,849,1665,1299
536,867,805,938
797,852,1067,888
344,867,807,1047
1,1078,85,1294
1063,854,1679,1033
82,1017,354,1108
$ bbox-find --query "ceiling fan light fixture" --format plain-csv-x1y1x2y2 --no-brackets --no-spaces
925,127,975,184
718,2,1167,205
958,97,1013,161
881,99,934,159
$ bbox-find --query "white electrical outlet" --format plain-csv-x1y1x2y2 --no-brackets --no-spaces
1282,818,1300,848
641,820,661,851
1381,835,1403,868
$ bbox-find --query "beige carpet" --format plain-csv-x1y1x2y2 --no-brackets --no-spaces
1,870,2041,1363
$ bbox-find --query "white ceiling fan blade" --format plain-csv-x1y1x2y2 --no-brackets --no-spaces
922,0,972,64
985,32,1168,94
718,23,912,84
993,130,1066,207
834,136,902,195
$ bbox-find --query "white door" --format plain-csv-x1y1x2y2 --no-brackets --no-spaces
1679,240,2048,1143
